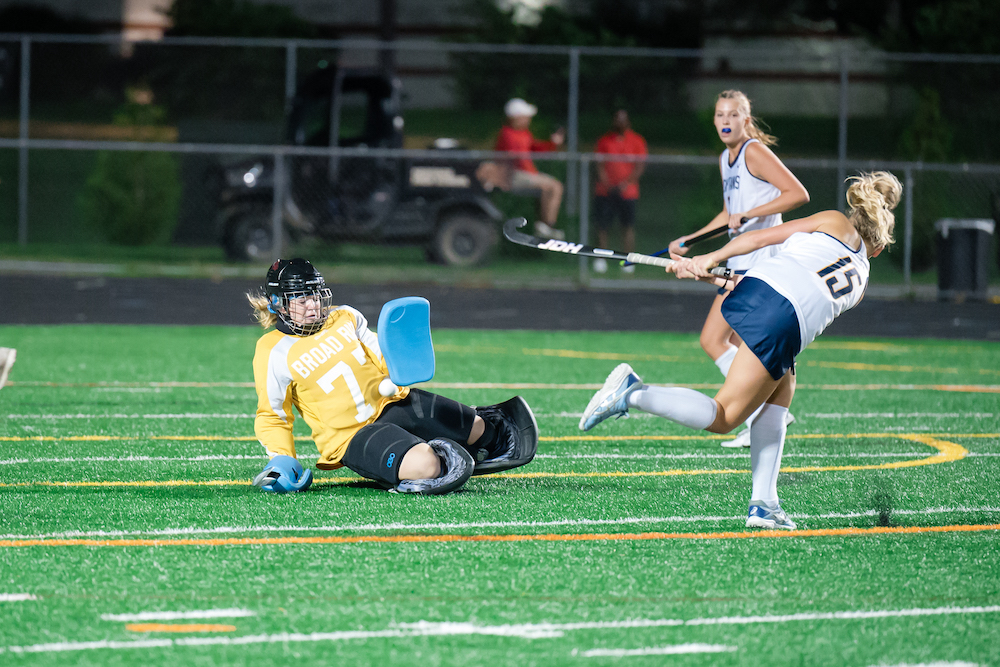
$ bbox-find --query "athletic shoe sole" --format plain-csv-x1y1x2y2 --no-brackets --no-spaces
745,517,797,530
746,504,797,530
579,363,641,431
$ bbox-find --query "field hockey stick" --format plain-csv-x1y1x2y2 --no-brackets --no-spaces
503,218,732,279
622,217,752,267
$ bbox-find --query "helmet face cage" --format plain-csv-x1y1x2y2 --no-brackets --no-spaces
271,288,334,335
266,258,334,336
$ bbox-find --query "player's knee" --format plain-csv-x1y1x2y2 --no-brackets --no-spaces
398,443,441,480
706,421,736,435
705,407,740,434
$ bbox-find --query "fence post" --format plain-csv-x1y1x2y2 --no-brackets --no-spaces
17,35,31,246
903,166,914,292
284,41,298,113
271,150,286,259
565,47,580,216
578,153,590,284
836,51,849,211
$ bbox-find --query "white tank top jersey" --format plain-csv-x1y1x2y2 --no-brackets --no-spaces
720,138,783,272
744,232,870,352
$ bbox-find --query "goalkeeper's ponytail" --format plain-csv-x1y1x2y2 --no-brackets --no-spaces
247,292,277,329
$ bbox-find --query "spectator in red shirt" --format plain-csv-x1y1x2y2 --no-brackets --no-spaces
477,98,566,240
592,110,647,273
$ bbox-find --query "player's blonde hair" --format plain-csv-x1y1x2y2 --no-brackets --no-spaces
716,90,777,147
247,292,277,329
845,171,901,251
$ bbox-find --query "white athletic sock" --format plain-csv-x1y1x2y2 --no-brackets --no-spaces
744,402,765,431
628,386,718,431
749,403,788,505
714,345,738,377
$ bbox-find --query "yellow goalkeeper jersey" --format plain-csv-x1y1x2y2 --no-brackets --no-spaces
252,305,409,469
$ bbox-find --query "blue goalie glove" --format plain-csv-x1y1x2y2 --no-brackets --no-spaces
252,455,314,493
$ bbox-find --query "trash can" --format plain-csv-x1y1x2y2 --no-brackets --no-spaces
934,218,995,301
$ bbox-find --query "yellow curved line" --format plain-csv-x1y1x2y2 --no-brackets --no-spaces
499,434,969,480
778,434,968,473
0,434,975,488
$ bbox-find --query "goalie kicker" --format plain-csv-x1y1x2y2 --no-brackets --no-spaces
472,396,539,475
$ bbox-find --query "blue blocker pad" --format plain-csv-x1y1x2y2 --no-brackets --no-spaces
377,297,435,386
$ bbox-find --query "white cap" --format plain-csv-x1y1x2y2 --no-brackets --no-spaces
504,98,537,118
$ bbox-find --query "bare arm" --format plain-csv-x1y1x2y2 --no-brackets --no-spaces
727,142,810,228
674,211,852,277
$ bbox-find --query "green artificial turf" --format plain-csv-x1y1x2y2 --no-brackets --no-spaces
0,325,998,666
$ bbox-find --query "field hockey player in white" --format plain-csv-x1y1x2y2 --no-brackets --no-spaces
581,172,901,530
668,90,810,449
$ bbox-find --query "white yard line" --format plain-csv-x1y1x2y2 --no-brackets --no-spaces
100,609,256,622
535,452,932,460
579,644,737,657
4,411,995,420
547,412,996,420
0,594,36,602
4,414,249,419
2,606,998,655
4,507,999,542
5,381,1000,392
807,413,995,419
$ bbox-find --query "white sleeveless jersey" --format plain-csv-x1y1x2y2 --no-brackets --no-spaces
744,232,869,351
720,138,783,272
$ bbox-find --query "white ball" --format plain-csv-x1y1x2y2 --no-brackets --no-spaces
378,378,398,397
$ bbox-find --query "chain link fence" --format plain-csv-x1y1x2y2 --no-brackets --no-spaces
1,34,998,293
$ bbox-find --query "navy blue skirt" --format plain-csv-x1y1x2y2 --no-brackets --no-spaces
721,277,801,381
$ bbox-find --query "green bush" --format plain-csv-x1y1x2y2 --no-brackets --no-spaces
79,93,181,245
133,0,318,122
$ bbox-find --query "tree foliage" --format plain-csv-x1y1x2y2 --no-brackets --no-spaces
451,1,691,115
137,0,317,122
79,91,182,246
165,0,316,38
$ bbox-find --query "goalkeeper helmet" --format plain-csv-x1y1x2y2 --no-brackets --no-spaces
265,258,333,336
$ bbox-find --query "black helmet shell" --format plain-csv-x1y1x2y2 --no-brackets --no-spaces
266,258,326,298
264,258,333,335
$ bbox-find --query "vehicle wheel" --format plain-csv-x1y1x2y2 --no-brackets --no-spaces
431,214,498,267
224,210,286,262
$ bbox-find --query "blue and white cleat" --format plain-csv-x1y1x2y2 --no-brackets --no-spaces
746,502,797,530
579,363,643,431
